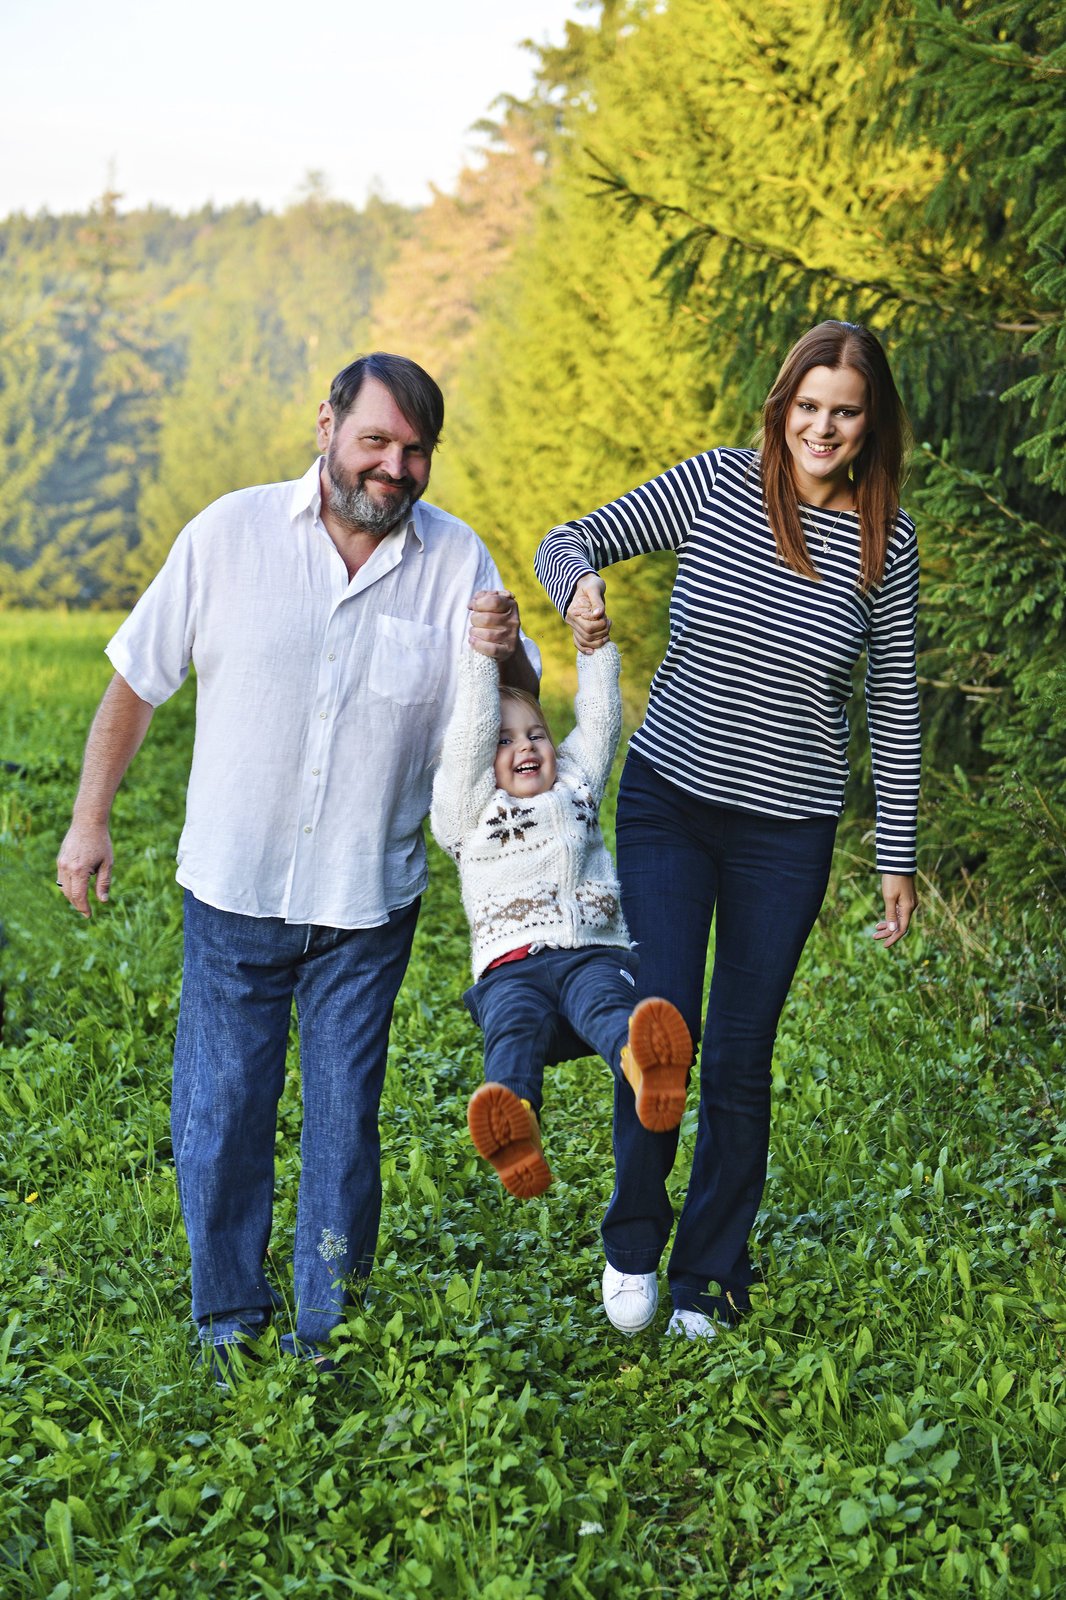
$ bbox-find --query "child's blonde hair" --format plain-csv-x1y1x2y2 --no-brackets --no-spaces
499,686,554,744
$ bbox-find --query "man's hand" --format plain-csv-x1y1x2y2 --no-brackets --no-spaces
55,672,155,919
873,873,917,948
468,590,520,660
56,821,114,919
565,573,610,654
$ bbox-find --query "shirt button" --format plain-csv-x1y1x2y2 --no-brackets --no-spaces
311,767,321,776
303,825,312,834
319,711,327,720
327,652,336,662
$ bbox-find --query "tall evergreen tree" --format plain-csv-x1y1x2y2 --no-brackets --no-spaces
890,0,1066,908
0,291,86,605
45,188,165,602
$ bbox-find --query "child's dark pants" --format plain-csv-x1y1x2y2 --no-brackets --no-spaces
464,944,640,1112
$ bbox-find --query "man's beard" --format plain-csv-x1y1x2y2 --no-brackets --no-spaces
325,443,420,536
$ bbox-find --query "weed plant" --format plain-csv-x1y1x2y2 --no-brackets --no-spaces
0,613,1063,1597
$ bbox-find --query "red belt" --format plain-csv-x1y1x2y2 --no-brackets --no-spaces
484,943,534,972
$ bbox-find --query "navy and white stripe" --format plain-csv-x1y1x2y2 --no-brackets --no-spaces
534,447,920,871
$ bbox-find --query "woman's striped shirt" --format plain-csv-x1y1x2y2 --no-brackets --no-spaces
534,447,920,872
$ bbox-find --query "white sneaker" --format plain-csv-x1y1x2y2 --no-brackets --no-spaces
666,1309,717,1341
601,1264,658,1333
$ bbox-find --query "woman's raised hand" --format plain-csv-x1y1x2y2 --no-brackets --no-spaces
566,573,611,655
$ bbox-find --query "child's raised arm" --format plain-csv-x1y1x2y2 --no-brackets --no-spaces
430,647,504,854
557,641,622,803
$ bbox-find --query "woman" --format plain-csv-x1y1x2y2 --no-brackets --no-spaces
534,321,919,1340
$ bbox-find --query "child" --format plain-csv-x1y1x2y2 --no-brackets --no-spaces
430,637,691,1198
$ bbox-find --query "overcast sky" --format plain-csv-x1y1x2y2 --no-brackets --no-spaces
0,0,590,219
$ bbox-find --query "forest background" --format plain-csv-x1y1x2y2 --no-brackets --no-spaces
0,0,1064,1593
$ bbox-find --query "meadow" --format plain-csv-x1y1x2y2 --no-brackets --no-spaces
0,612,1062,1598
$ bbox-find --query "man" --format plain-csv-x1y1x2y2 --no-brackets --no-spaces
57,353,538,1373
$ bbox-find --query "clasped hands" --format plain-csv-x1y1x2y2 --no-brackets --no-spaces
469,574,609,660
467,589,522,659
565,573,611,655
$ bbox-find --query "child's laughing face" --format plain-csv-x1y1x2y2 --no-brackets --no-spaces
494,698,557,798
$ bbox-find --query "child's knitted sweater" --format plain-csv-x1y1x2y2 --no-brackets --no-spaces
430,643,631,979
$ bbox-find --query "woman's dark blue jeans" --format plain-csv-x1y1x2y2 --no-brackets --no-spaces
608,750,837,1320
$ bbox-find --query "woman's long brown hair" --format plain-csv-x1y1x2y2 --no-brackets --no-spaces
756,321,910,593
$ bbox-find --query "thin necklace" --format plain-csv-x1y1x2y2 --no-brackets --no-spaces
801,503,850,554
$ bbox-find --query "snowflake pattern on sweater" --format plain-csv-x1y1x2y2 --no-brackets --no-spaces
430,643,631,979
485,800,537,848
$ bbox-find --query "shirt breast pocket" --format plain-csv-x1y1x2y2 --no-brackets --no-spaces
368,614,447,705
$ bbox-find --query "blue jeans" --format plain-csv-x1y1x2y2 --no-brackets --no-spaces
608,751,836,1320
464,945,640,1112
171,891,419,1350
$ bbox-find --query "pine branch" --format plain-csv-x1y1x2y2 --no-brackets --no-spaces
915,6,1066,80
916,447,1065,548
917,29,1066,78
916,676,1004,696
585,153,1054,334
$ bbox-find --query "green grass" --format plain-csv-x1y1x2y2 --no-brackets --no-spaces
0,611,1063,1598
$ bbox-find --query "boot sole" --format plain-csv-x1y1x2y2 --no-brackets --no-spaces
627,998,692,1132
467,1083,552,1198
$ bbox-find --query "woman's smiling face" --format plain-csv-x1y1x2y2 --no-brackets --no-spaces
784,364,870,504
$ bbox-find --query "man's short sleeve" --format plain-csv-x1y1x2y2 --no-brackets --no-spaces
106,519,200,706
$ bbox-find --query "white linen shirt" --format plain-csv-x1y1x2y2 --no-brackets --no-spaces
107,458,538,929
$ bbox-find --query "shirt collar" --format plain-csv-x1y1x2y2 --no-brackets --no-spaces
290,457,424,549
288,457,324,522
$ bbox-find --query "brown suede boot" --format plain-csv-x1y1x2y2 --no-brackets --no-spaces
467,1083,552,1198
620,998,692,1132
